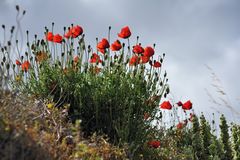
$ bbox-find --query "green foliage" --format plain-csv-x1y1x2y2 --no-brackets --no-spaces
191,114,204,160
5,22,169,157
200,113,212,159
232,124,240,160
220,114,233,160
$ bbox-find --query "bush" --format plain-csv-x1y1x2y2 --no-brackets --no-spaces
3,18,170,156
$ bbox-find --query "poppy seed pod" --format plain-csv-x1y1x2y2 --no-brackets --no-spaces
16,5,19,11
3,56,6,62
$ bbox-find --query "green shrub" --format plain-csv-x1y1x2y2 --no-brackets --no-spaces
7,22,169,156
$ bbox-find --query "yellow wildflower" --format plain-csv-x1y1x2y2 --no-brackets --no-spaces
15,75,21,81
47,103,55,109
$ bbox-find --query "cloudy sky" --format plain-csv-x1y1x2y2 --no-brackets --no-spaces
1,0,240,122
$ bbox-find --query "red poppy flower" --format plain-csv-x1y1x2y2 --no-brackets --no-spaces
140,56,150,64
21,60,30,72
97,38,110,54
110,40,122,51
71,25,83,38
176,101,183,106
65,25,83,38
118,26,131,39
148,140,160,148
64,31,71,39
152,61,161,68
74,56,79,63
16,60,21,66
53,34,63,43
46,32,54,41
177,122,184,129
129,55,139,66
90,53,102,63
133,45,144,54
160,101,172,110
182,100,192,110
143,46,154,57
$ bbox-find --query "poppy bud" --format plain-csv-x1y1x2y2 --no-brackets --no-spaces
212,120,215,125
25,52,28,56
16,5,19,11
149,60,152,66
166,87,170,94
26,30,29,35
2,25,5,29
13,64,16,69
164,93,167,98
41,40,45,46
164,72,167,77
23,10,26,15
176,101,183,106
11,26,15,33
21,56,24,60
160,58,163,63
3,56,6,62
160,81,163,86
6,63,10,70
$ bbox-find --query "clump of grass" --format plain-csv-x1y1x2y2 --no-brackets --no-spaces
0,90,128,160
